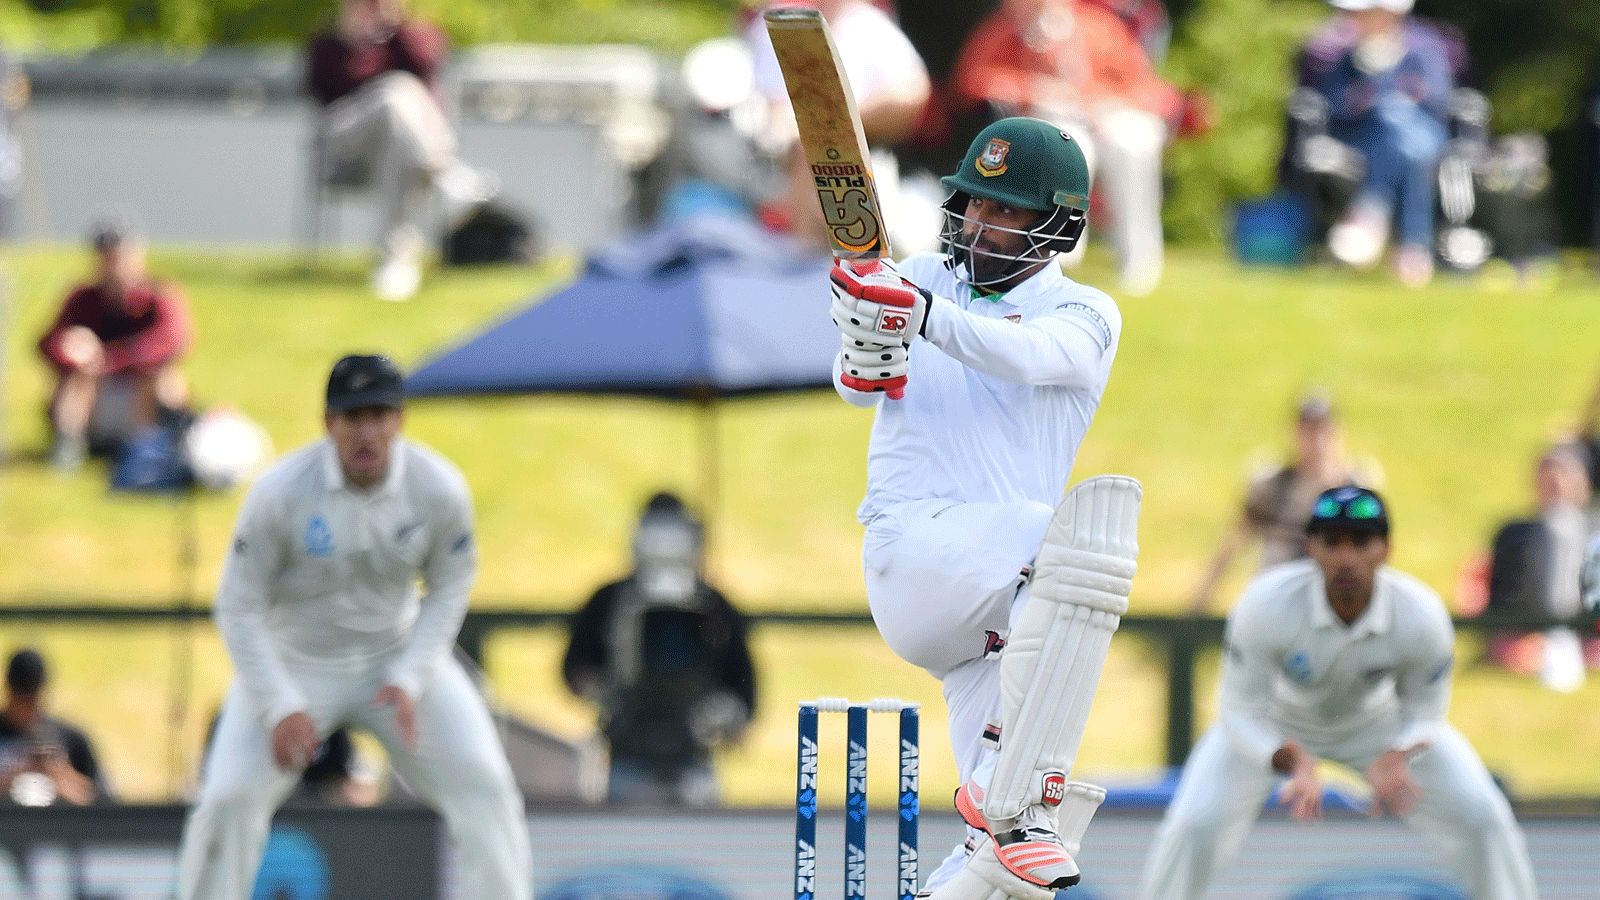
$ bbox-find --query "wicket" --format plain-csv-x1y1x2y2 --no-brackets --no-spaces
795,698,920,900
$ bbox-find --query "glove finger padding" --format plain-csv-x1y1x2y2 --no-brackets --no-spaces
832,288,904,348
839,337,907,394
830,260,928,344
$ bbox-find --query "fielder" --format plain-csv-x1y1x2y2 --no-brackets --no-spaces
829,116,1138,899
176,355,531,900
1138,486,1538,900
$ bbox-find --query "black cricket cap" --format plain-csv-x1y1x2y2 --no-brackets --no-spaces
1307,484,1390,538
326,354,405,414
6,649,46,696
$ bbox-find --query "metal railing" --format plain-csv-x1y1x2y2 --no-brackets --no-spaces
0,602,1594,768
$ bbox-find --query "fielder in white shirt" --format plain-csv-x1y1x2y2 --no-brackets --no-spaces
830,117,1141,900
176,354,531,900
1139,485,1538,900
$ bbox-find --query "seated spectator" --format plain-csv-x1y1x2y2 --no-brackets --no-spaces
950,0,1210,296
1301,0,1454,286
562,492,757,807
0,649,109,806
1478,444,1600,690
307,0,497,301
1189,394,1380,614
36,217,191,472
744,0,931,251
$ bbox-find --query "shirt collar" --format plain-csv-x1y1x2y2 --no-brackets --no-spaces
1309,567,1392,637
968,259,1065,306
319,437,406,498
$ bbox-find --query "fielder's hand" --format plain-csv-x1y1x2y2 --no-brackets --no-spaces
271,711,318,771
372,684,418,751
838,335,908,396
1366,743,1427,818
830,259,929,349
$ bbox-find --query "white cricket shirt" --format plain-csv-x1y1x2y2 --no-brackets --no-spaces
1218,559,1456,768
835,253,1122,521
214,438,476,727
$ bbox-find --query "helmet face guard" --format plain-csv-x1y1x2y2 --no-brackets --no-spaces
939,191,1087,289
938,117,1093,290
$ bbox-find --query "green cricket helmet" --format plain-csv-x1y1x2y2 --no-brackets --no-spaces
939,117,1092,288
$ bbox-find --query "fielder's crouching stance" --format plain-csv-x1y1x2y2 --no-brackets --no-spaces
829,117,1137,898
176,355,531,900
1138,486,1538,900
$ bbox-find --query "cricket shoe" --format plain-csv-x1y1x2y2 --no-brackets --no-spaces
953,780,1080,889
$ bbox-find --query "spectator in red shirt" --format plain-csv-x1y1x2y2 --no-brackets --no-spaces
308,0,496,301
951,0,1211,296
37,219,191,472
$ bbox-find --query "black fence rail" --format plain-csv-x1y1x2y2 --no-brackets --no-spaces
1,603,1594,768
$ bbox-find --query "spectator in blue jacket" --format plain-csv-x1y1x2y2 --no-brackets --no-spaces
1303,0,1454,287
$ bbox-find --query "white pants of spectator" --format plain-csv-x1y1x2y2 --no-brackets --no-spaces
321,70,457,262
862,498,1057,892
176,654,531,900
1137,721,1538,900
1044,104,1168,296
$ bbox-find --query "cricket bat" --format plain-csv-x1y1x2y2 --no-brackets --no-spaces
765,6,908,398
763,6,891,261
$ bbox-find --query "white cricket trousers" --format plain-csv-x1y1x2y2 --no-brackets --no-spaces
176,654,532,900
1138,722,1539,900
863,498,1056,890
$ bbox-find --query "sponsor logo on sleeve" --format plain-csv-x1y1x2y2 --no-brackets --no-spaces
1055,301,1114,350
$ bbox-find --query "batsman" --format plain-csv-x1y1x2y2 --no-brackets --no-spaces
830,115,1139,899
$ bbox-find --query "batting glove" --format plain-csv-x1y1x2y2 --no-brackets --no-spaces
838,335,908,396
830,259,929,349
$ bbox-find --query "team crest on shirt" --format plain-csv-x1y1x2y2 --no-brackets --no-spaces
305,515,333,557
1284,651,1313,685
976,138,1011,177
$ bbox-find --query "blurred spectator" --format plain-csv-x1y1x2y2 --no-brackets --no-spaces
744,0,931,250
36,217,191,472
1301,0,1454,287
1477,445,1600,691
1082,0,1172,65
307,0,498,302
0,649,109,806
1583,531,1600,614
950,0,1211,296
1189,395,1379,614
0,53,26,237
562,492,756,807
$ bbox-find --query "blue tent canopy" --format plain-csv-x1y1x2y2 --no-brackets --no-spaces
407,215,840,400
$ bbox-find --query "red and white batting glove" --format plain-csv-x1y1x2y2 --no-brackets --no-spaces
838,335,908,396
829,259,930,349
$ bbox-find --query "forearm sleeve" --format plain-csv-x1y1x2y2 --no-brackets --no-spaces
1392,614,1454,750
385,488,477,699
214,490,306,728
1217,614,1287,768
922,293,1111,388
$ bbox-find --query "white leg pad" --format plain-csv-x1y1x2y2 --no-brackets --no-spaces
984,475,1140,821
1058,781,1107,857
923,839,1058,900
